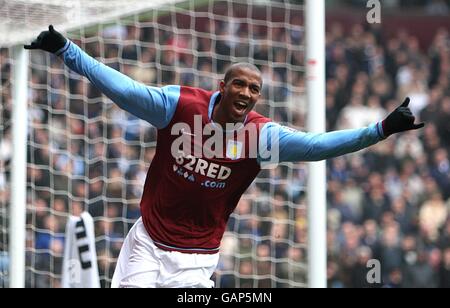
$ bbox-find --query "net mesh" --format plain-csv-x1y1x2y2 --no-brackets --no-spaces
0,0,185,47
0,0,307,288
0,47,12,287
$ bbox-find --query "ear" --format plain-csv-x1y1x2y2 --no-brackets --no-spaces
219,80,225,94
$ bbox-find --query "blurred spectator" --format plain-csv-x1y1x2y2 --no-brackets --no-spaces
429,149,450,200
403,250,439,288
383,268,403,288
419,192,448,243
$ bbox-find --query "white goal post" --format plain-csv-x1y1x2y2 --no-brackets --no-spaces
306,0,326,288
0,0,326,288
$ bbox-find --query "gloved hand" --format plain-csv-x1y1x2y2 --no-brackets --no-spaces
382,97,425,137
24,25,67,53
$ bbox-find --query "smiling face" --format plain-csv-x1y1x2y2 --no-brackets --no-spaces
216,65,262,124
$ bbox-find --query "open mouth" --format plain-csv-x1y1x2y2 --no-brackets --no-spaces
233,101,248,113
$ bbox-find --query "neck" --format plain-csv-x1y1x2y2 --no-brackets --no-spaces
212,96,247,128
212,102,228,127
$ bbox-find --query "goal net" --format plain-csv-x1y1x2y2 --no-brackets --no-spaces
0,45,11,287
0,0,307,288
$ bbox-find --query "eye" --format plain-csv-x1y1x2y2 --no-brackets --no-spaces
250,86,260,94
233,80,245,87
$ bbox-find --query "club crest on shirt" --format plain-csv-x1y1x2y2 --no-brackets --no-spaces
226,140,243,160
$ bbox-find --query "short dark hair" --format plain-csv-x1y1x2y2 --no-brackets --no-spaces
223,62,262,85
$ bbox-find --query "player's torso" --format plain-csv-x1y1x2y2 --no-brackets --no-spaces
156,87,267,204
141,86,270,250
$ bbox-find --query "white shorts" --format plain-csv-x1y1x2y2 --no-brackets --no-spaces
111,217,219,288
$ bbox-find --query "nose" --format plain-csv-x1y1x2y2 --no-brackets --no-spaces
239,86,251,99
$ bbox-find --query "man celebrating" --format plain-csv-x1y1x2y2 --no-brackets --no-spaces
25,26,424,288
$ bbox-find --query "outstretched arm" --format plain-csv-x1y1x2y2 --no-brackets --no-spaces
24,25,179,129
259,98,424,163
260,122,384,163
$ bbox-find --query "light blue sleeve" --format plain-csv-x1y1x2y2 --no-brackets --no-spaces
57,40,179,129
258,121,385,164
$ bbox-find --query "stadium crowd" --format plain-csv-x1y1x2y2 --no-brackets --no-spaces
0,4,449,288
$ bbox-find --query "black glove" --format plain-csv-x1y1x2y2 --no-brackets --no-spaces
24,25,67,53
382,97,425,137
